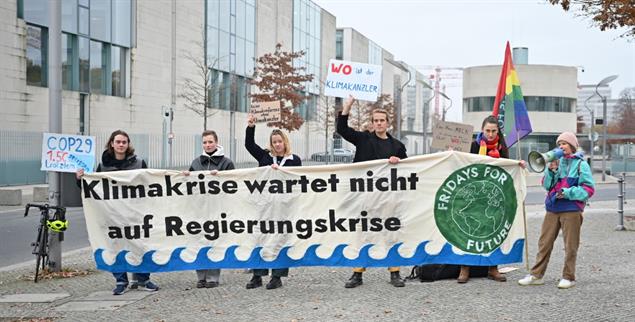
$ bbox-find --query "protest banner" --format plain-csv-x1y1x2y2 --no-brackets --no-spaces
431,121,474,152
324,59,382,101
80,151,527,273
250,100,281,123
41,133,96,173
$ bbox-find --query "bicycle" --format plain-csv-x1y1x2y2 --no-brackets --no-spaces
24,203,68,282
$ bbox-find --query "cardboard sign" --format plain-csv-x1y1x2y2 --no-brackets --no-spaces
41,133,96,173
324,59,382,101
431,121,474,152
250,101,281,123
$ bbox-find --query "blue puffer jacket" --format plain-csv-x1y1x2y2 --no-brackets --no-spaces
542,152,595,213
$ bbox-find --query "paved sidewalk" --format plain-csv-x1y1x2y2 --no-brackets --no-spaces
0,200,633,321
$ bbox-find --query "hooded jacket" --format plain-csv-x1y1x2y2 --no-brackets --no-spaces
542,152,595,213
189,145,235,171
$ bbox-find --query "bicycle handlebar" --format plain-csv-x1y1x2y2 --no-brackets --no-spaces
24,203,66,218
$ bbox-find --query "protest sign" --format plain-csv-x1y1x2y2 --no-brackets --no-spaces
81,152,527,273
431,121,474,152
324,59,382,101
250,101,281,123
41,133,96,173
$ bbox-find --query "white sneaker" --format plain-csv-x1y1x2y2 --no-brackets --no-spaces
518,274,544,286
557,279,576,289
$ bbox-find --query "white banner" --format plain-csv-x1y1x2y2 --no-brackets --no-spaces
81,152,527,273
324,59,382,101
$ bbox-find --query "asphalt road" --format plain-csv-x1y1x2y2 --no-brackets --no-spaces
0,183,629,269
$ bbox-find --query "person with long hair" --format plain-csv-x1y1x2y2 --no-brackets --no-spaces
76,130,159,295
459,115,518,283
518,132,594,289
244,114,301,290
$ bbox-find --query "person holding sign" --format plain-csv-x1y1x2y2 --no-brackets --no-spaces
186,130,235,289
244,114,302,290
76,130,159,295
336,95,407,288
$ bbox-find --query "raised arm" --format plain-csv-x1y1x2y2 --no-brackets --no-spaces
336,95,365,145
244,114,267,161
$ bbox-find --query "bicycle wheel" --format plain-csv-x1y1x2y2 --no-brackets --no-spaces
34,226,49,283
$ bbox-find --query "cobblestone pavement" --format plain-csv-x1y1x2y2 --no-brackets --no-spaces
0,201,633,322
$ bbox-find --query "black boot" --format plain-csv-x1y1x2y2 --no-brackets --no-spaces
390,271,405,287
345,272,363,288
246,275,262,289
266,276,283,290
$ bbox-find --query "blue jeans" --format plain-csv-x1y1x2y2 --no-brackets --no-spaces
113,272,150,285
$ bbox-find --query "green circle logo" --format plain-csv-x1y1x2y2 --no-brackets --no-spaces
434,164,517,254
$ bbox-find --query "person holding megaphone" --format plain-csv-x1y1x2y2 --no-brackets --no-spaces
518,132,595,289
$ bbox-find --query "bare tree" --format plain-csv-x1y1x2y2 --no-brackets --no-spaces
180,38,221,131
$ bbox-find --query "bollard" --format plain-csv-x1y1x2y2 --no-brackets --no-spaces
623,172,627,204
616,174,625,231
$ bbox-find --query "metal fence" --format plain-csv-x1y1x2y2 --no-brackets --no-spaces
0,129,352,186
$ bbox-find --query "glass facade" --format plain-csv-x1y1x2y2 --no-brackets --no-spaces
368,40,382,66
206,0,256,112
293,0,321,120
335,29,343,59
464,96,575,113
21,0,132,97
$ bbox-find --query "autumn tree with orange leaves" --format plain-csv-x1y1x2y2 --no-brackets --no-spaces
249,44,314,132
548,0,635,38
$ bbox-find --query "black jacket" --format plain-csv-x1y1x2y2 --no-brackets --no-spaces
469,134,509,159
97,151,147,172
336,113,407,163
245,126,302,167
189,145,235,171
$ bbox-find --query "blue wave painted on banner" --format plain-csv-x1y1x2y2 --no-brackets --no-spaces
94,240,525,273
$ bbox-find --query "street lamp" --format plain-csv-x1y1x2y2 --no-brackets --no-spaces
419,79,434,154
440,92,452,121
583,95,596,168
385,58,412,140
595,75,619,182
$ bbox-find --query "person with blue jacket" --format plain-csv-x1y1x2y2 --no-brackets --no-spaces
518,132,595,289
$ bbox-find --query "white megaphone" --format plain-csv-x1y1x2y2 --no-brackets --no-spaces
528,148,564,173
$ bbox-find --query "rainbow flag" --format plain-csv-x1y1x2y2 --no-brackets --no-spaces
492,42,532,147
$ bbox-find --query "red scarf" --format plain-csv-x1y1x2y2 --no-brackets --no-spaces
481,135,501,158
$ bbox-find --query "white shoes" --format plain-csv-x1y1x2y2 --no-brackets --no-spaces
517,274,544,286
557,279,576,289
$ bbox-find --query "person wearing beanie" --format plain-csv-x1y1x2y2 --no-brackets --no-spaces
518,131,595,289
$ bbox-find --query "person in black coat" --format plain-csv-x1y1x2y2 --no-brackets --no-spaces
186,130,235,289
76,130,159,295
336,95,407,289
244,114,301,290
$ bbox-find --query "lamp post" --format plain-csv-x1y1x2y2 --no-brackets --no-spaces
419,79,434,154
583,95,596,168
595,75,619,182
440,92,452,121
385,58,411,140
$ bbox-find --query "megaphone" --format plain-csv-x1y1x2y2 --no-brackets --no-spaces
528,148,564,173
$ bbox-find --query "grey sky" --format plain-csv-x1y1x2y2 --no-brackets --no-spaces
314,0,635,121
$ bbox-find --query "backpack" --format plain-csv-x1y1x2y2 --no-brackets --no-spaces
406,264,488,282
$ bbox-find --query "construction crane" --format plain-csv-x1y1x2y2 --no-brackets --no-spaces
415,65,463,120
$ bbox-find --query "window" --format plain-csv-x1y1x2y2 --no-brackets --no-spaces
22,0,132,97
26,25,47,87
465,96,574,113
89,41,105,94
78,36,89,92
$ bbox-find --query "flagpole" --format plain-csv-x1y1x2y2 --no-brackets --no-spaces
516,129,530,271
